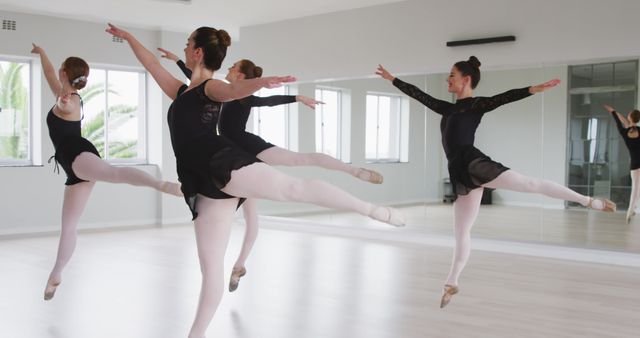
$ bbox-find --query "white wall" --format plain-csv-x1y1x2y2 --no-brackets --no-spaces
0,10,190,234
1,0,637,234
232,0,640,81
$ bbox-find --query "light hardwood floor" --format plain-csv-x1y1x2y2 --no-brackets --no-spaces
1,223,639,338
288,204,640,253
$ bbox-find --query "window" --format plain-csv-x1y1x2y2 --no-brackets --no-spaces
81,67,147,162
566,60,638,209
366,93,409,162
0,58,31,165
315,88,343,159
251,86,290,149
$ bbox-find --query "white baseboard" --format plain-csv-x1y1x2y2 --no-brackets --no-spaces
0,218,159,238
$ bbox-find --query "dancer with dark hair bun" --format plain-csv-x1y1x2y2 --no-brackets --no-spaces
605,104,640,223
31,43,182,302
377,56,615,308
108,24,403,338
158,48,385,292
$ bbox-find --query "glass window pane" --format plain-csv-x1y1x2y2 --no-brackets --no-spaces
567,60,637,208
107,70,143,159
315,89,340,158
615,62,636,86
255,87,287,149
81,69,106,157
0,60,30,161
365,95,378,159
592,63,614,87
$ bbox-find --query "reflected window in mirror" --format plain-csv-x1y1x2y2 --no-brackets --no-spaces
315,87,347,160
251,86,292,150
567,60,638,209
365,93,409,163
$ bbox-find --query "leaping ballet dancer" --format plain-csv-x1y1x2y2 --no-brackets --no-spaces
604,104,640,223
158,47,384,292
376,56,615,308
31,43,183,301
106,24,404,338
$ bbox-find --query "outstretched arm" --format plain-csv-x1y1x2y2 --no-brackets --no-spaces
204,76,296,103
158,47,192,79
31,43,62,96
475,79,561,113
604,104,629,133
106,24,183,100
246,95,323,109
376,64,451,115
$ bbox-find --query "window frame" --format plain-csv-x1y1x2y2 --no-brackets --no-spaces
251,86,292,150
365,92,409,163
315,86,345,160
0,55,34,166
85,63,148,164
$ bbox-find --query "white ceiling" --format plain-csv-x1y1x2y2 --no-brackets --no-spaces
0,0,406,36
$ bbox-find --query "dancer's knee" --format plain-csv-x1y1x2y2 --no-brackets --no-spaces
522,177,542,192
282,178,308,201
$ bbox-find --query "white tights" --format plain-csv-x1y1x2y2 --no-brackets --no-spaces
445,169,601,286
188,196,237,338
46,152,180,292
188,161,397,337
628,169,640,219
228,146,367,270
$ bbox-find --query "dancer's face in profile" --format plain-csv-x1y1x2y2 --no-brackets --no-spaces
447,66,470,94
184,32,200,70
225,62,245,83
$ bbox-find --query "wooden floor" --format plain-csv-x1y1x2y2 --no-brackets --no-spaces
289,204,640,253
1,223,639,338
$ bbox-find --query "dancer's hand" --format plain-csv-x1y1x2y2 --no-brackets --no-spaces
297,95,324,109
530,79,560,94
157,47,180,62
603,104,615,113
376,64,395,81
105,23,131,41
30,43,44,55
262,75,296,89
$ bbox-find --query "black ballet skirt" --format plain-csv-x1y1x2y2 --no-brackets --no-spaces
393,78,532,197
168,79,259,220
46,108,101,185
448,145,509,196
218,95,296,156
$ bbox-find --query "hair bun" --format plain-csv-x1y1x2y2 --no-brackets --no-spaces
254,66,263,78
216,30,231,47
468,56,481,68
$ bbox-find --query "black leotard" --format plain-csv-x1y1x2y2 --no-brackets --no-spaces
219,95,296,155
176,59,297,155
46,93,100,185
168,79,258,219
392,78,532,196
611,110,640,170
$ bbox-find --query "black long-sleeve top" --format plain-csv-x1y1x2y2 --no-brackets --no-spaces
177,60,192,79
392,78,532,159
219,95,297,138
175,59,296,140
611,110,640,169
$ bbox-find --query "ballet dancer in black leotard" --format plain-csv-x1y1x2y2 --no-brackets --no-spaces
106,24,404,338
158,48,385,292
376,56,616,308
605,104,640,223
30,43,182,301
